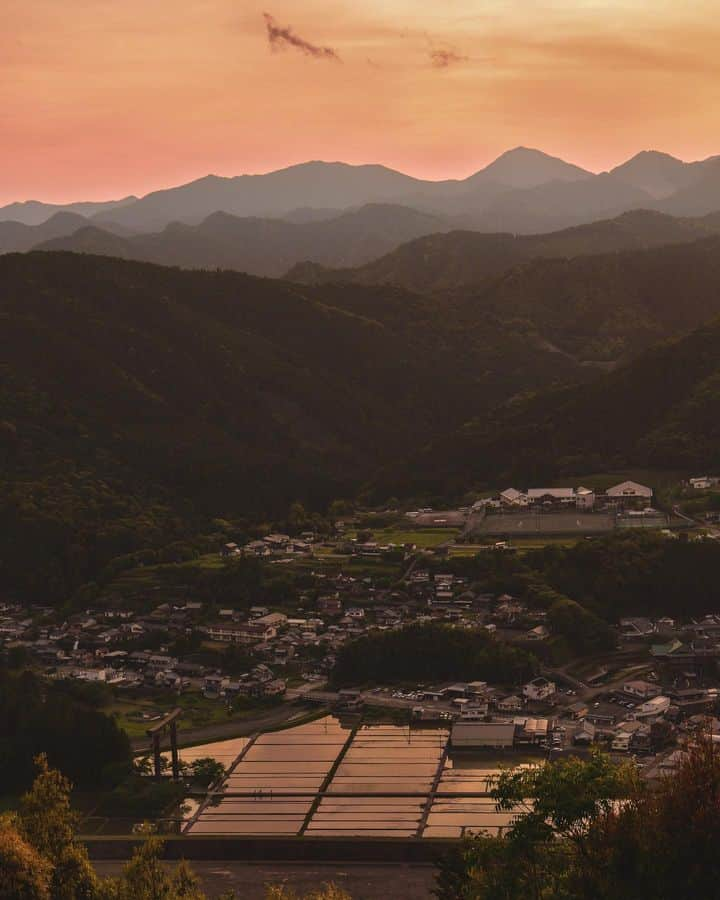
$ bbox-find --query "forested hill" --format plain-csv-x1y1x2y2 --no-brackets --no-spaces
289,209,720,293
376,316,720,498
7,245,720,603
0,251,581,603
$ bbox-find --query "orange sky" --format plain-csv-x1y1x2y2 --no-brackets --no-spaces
3,0,720,204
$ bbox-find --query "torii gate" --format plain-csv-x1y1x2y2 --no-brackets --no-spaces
147,707,182,780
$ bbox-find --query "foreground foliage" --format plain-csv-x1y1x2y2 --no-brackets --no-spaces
0,756,350,899
437,740,720,899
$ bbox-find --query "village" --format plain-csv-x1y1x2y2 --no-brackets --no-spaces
4,484,720,779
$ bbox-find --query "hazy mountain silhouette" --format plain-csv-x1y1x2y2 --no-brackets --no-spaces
0,196,137,226
288,209,720,291
465,146,591,188
90,162,442,232
0,212,88,253
608,150,717,198
0,211,136,254
8,148,720,235
80,150,603,231
34,204,453,276
658,158,720,216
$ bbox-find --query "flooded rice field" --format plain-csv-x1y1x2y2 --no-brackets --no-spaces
307,725,446,837
190,718,348,835
186,716,524,838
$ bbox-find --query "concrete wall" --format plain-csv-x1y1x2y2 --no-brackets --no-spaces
84,836,457,863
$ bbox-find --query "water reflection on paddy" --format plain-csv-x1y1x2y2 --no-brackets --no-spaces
189,717,349,835
186,717,530,838
177,737,250,767
424,756,528,838
307,725,447,837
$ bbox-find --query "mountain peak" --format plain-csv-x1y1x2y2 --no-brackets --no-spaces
469,147,592,188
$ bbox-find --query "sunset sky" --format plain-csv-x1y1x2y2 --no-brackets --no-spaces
4,0,720,204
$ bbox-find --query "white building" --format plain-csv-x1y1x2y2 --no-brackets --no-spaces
527,488,576,506
633,695,671,720
606,481,653,504
500,488,528,507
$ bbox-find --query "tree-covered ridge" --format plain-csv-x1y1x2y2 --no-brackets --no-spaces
0,251,583,603
331,623,538,687
289,209,720,294
0,670,130,794
6,247,720,603
379,314,720,498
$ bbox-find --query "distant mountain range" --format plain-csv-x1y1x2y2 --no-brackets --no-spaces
0,212,134,255
5,148,720,238
0,196,137,227
30,205,454,277
19,205,720,287
290,209,720,291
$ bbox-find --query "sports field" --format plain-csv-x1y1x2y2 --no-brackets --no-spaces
474,511,616,536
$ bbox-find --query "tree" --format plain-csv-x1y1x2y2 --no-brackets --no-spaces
104,837,204,900
436,740,720,900
0,820,52,900
265,885,351,900
16,754,98,900
187,758,225,788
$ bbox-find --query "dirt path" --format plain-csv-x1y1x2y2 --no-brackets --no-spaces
130,702,323,752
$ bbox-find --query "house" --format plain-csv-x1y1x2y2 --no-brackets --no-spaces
252,664,274,683
345,607,365,620
575,487,595,510
523,677,556,702
451,722,516,749
527,488,576,507
690,476,717,490
221,542,240,557
500,488,527,507
611,731,631,751
573,720,596,745
261,678,287,697
651,638,685,658
317,594,343,616
567,700,590,720
606,481,653,508
514,717,550,744
460,703,489,720
244,541,270,558
497,695,523,712
633,695,671,720
255,612,287,629
622,680,661,701
203,621,277,644
264,534,290,551
620,617,657,638
526,625,549,641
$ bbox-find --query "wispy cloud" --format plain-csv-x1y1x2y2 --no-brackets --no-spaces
429,47,469,68
263,12,341,62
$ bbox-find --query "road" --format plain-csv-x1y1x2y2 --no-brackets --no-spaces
130,701,322,752
92,860,436,899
